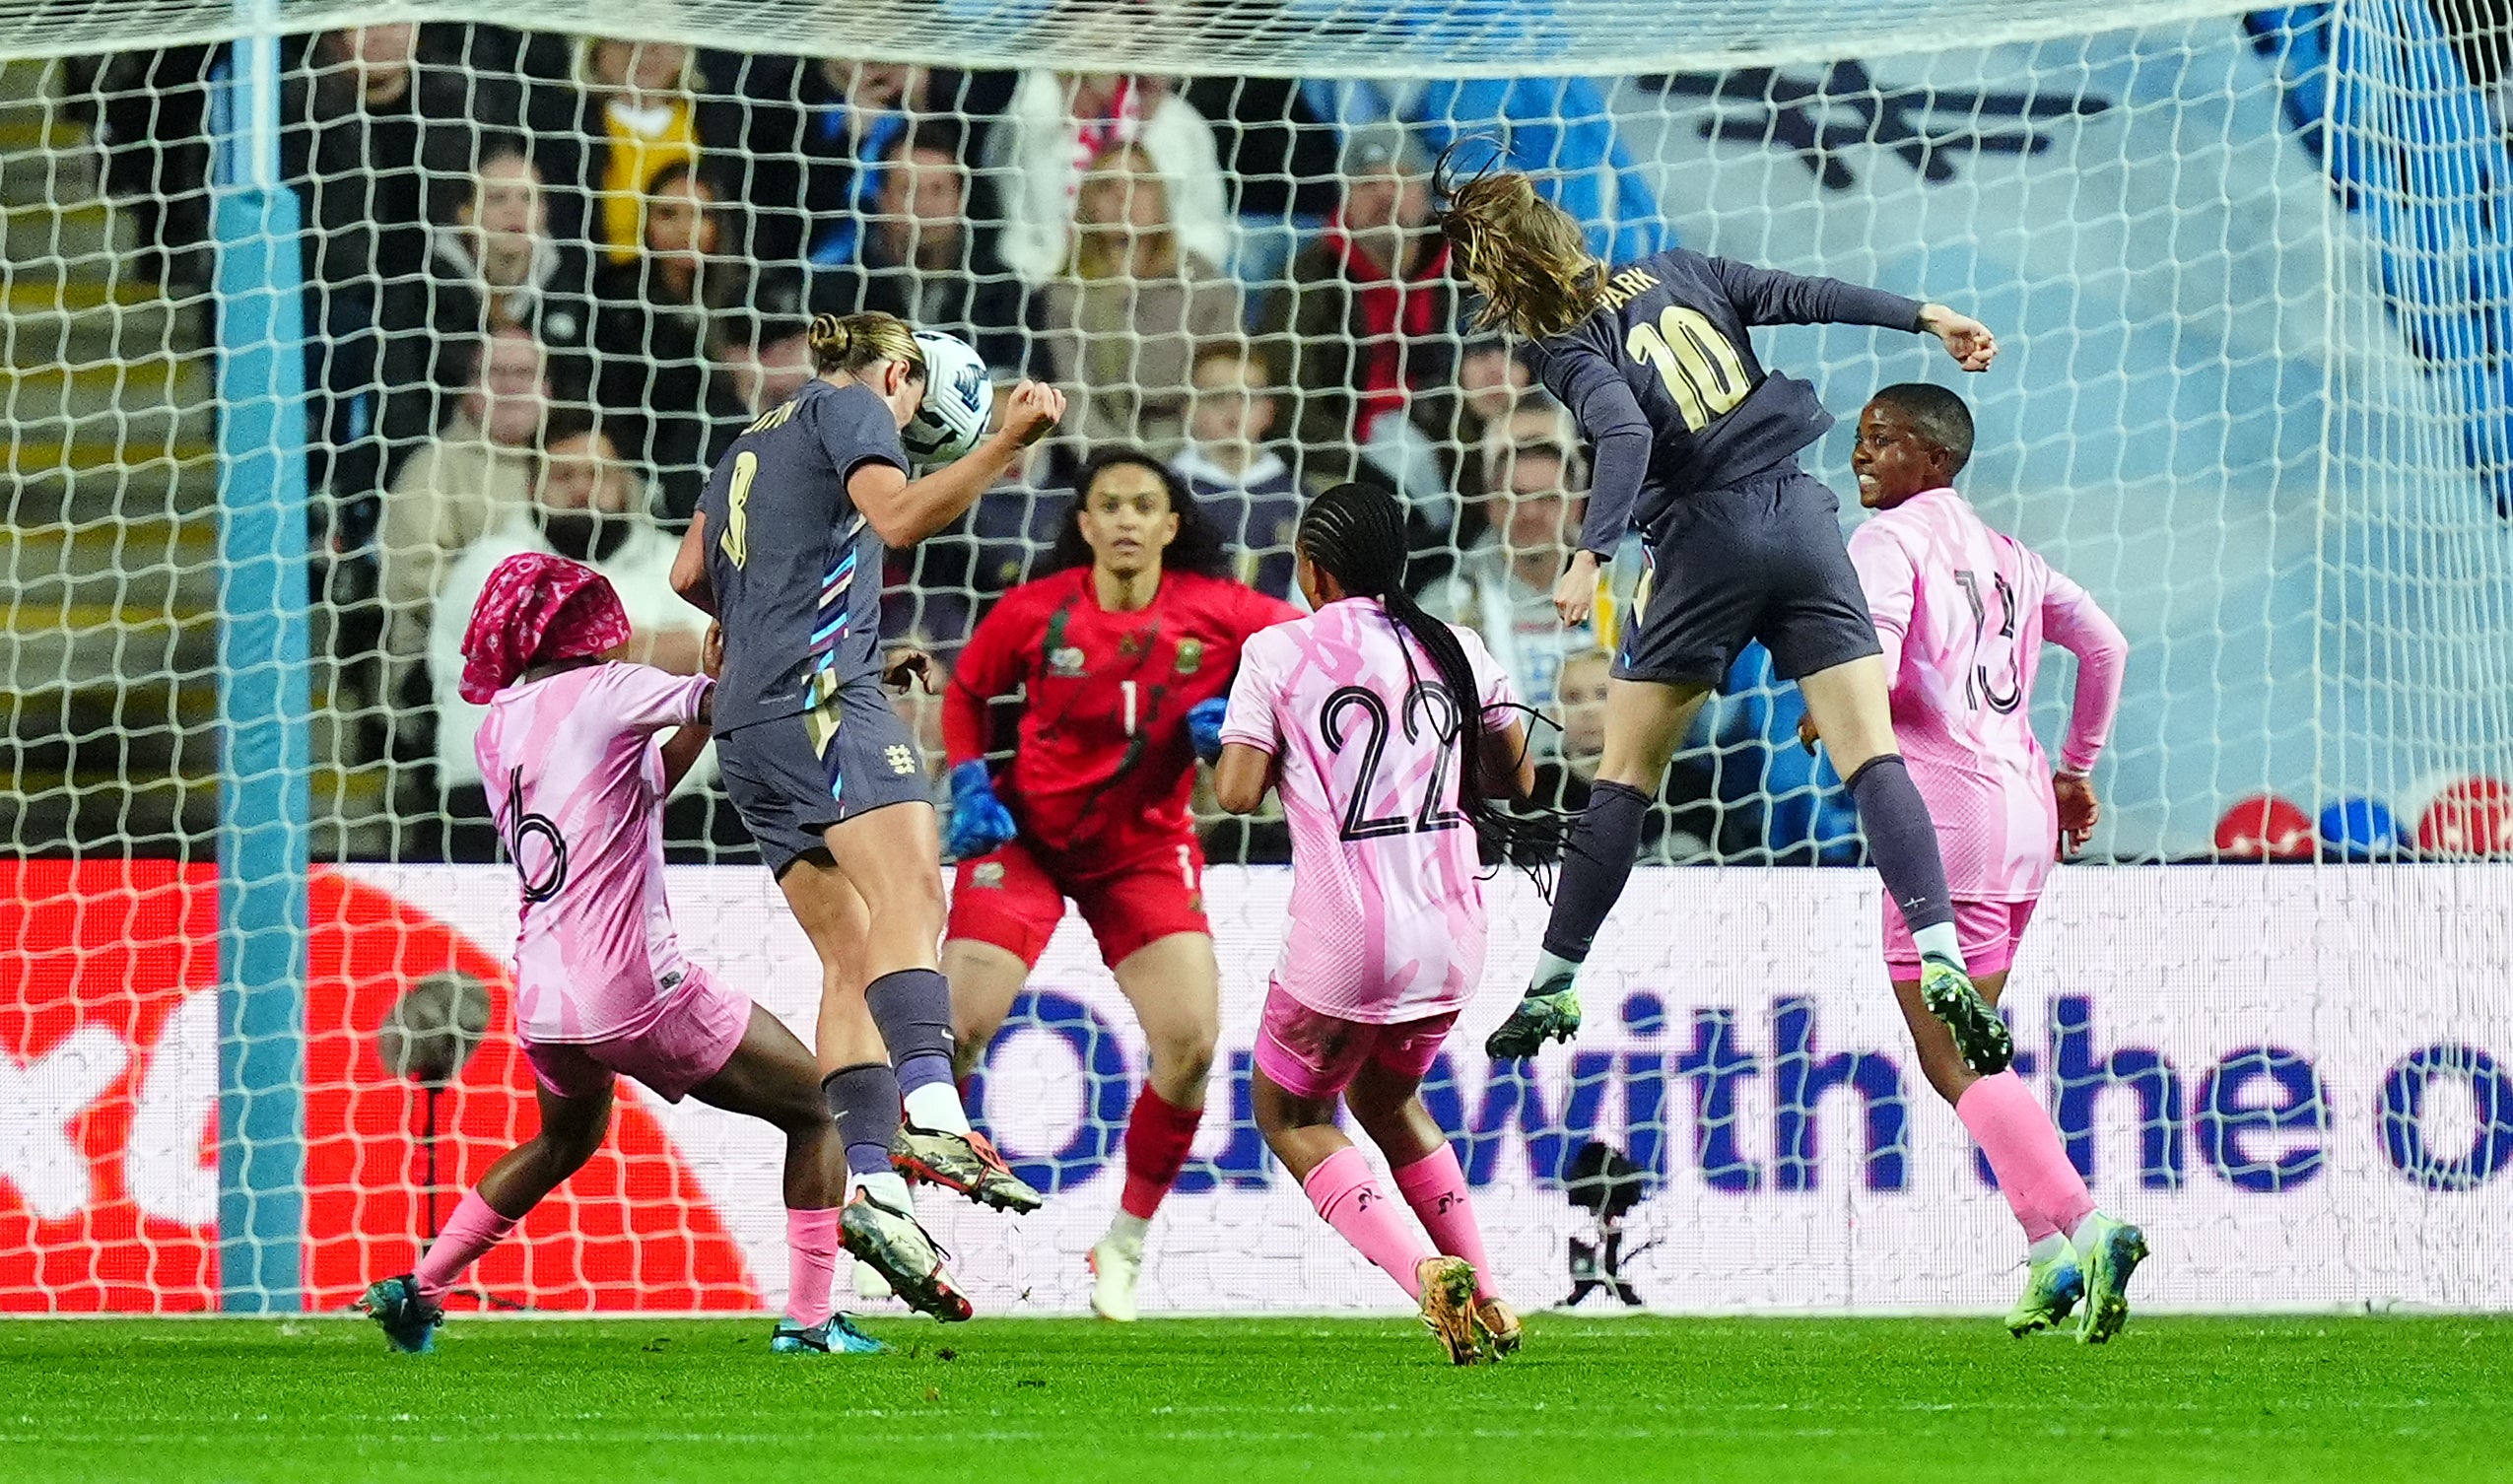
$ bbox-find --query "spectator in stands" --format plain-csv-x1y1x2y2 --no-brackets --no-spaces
76,46,217,294
376,323,551,703
807,121,1036,372
283,24,519,497
1255,123,1462,505
1420,404,1618,734
708,311,817,417
1174,341,1304,601
368,151,599,488
1041,144,1243,458
525,36,740,262
993,72,1230,284
428,414,709,833
792,61,931,269
593,163,746,522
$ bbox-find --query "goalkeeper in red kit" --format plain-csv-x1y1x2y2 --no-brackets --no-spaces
943,448,1298,1320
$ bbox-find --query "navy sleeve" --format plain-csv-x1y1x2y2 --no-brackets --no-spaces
1548,341,1654,556
815,391,910,487
1707,255,1926,332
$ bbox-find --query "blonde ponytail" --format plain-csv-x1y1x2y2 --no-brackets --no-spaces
808,310,924,377
1438,169,1605,341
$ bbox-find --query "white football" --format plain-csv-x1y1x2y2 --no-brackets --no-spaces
902,328,994,465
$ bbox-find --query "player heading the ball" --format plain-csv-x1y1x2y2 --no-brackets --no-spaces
672,314,1065,1320
1440,165,2009,1079
1821,383,2146,1342
940,449,1299,1322
1213,482,1556,1366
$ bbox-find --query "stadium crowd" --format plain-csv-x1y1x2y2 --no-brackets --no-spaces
68,25,1821,863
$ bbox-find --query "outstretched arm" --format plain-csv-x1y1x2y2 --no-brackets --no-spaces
847,381,1066,547
1710,256,1997,371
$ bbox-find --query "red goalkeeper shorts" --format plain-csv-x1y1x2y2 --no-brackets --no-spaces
947,833,1211,971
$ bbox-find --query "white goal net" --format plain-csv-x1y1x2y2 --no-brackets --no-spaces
2,0,2511,1317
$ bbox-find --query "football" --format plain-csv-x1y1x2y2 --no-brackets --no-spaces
902,328,994,465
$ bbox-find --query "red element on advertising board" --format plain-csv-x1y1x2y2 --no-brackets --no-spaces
0,860,756,1314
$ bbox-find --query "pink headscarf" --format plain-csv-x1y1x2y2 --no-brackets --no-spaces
458,552,633,704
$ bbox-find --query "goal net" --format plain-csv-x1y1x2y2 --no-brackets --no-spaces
4,0,2512,1317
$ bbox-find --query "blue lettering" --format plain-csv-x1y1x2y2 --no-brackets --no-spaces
1444,1052,1614,1186
2380,1044,2513,1190
966,989,1129,1195
1622,992,1672,1182
2051,994,2185,1188
2196,1046,2328,1191
1771,996,1908,1191
1173,1049,1272,1193
1674,1006,1761,1191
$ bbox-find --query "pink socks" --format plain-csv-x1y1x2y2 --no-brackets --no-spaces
1302,1145,1433,1299
1956,1069,2096,1243
784,1207,843,1327
413,1189,517,1303
1392,1143,1498,1300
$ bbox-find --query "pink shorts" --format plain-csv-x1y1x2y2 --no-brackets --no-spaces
1881,895,2038,979
522,968,751,1104
1253,983,1459,1102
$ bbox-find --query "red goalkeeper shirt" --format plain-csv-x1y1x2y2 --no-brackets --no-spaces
944,567,1299,855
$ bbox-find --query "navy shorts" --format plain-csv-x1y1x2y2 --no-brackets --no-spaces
716,674,931,877
1616,467,1881,687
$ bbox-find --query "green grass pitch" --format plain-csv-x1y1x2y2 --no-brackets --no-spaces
3,1315,2507,1482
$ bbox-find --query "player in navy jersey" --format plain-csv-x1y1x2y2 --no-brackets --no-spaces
1439,169,2013,1075
670,311,1064,1317
942,450,1298,1321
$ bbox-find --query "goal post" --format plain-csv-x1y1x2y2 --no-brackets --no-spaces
2,0,2511,1317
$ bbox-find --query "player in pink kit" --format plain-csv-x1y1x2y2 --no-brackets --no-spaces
1211,484,1547,1366
1824,384,2144,1342
358,553,960,1356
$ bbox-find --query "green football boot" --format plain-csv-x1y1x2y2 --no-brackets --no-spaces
1919,955,2012,1075
2075,1213,2150,1345
1485,975,1582,1059
2004,1248,2085,1337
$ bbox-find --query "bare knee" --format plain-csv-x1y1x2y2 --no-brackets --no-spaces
1147,1021,1217,1091
535,1114,610,1177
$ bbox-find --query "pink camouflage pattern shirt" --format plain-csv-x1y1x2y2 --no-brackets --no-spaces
475,661,715,1044
1219,597,1519,1025
1847,487,2128,902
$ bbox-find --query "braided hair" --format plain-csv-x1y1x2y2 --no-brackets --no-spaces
1297,483,1560,863
1039,447,1234,579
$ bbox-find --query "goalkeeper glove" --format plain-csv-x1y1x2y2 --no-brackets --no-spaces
1187,697,1230,765
945,761,1019,861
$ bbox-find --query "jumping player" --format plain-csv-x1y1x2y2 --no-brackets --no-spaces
1438,169,2013,1080
361,553,892,1353
1819,383,2144,1342
670,312,1065,1311
942,450,1298,1322
1211,483,1548,1366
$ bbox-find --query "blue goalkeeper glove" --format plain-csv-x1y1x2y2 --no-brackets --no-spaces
945,761,1019,861
1187,697,1230,765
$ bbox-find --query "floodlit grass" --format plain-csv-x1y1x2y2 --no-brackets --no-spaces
1,1315,2506,1482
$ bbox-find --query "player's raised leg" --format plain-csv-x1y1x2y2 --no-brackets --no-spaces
817,804,1043,1213
1488,676,1705,1057
1802,656,2009,1075
363,1079,613,1353
1347,1055,1517,1356
775,854,977,1321
685,1002,887,1355
1091,931,1220,1322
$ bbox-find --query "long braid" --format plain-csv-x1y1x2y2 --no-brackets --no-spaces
1298,484,1562,864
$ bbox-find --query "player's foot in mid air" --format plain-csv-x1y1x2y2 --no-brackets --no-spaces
1919,956,2011,1075
1475,1297,1524,1358
771,1314,888,1355
893,1123,1045,1213
1415,1256,1489,1366
2074,1213,2148,1344
841,1188,974,1322
2004,1248,2085,1337
1087,1236,1142,1322
358,1274,443,1354
1485,972,1582,1059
